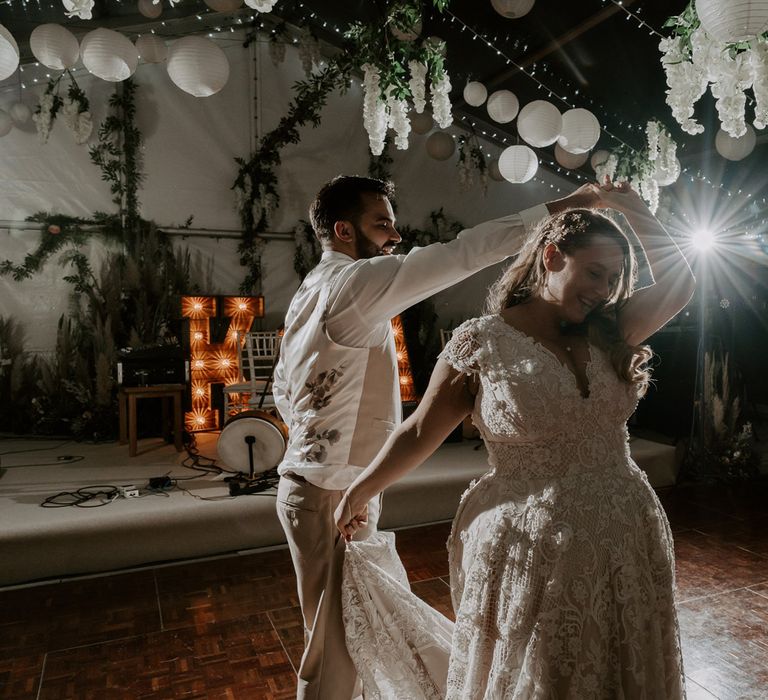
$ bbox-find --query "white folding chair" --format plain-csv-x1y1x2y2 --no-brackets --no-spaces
223,331,282,417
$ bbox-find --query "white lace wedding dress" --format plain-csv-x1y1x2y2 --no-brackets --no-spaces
342,315,686,699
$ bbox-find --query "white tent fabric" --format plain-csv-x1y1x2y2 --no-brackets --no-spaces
0,31,572,352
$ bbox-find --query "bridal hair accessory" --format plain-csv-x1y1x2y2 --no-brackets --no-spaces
544,211,590,244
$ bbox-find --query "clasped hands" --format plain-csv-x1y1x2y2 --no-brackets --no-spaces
335,490,369,542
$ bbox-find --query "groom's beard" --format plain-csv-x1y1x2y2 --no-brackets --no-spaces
354,225,398,259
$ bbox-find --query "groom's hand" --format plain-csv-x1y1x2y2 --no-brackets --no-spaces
335,494,368,542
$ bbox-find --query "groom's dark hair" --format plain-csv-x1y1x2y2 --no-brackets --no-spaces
310,175,395,243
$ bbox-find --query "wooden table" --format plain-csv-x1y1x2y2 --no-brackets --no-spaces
118,384,185,457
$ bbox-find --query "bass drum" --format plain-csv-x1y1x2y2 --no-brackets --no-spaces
217,410,288,475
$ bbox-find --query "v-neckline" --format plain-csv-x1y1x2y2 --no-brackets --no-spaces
493,314,593,399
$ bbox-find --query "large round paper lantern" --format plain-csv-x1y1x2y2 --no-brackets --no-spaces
81,28,139,82
10,102,31,125
0,24,19,81
715,124,756,160
167,36,230,97
498,145,538,183
138,0,162,19
486,89,519,123
517,100,562,147
425,131,455,160
30,24,79,70
463,81,487,107
557,108,600,154
0,109,12,137
554,143,588,170
204,0,244,10
488,158,505,182
135,34,167,63
590,149,610,171
491,0,536,18
696,0,768,42
410,110,433,134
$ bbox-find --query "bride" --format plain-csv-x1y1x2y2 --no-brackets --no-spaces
335,180,693,699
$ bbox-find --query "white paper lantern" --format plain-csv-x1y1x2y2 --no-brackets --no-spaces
463,81,488,107
486,89,519,123
715,124,756,160
9,102,31,125
590,149,610,171
696,0,768,42
517,100,562,148
488,158,506,182
167,36,230,97
557,108,600,154
498,145,538,183
30,24,79,70
554,143,589,170
135,35,167,63
138,0,162,18
204,0,244,10
410,110,433,134
81,28,139,82
425,131,455,160
0,109,12,137
0,24,19,81
491,0,536,18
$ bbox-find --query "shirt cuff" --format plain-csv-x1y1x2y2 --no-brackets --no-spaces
518,204,550,233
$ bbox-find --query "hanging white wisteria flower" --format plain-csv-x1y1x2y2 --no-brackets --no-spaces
660,3,768,137
429,66,452,129
594,153,617,184
408,60,427,113
456,134,488,194
244,0,277,12
346,1,454,155
387,89,411,150
298,27,322,77
647,119,680,186
751,40,768,129
362,63,389,155
32,92,57,144
61,98,93,144
268,36,286,66
62,0,94,20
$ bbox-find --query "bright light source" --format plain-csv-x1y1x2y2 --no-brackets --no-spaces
691,228,716,252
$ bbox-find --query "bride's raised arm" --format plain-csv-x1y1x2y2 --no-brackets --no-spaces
335,359,475,541
596,180,696,345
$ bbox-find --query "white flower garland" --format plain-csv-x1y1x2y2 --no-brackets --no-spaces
298,28,322,77
594,153,617,184
269,37,286,67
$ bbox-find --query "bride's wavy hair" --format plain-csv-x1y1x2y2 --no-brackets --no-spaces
485,208,652,392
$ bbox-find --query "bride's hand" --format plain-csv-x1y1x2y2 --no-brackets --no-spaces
335,490,369,542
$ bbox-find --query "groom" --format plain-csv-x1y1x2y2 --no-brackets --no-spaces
272,174,598,699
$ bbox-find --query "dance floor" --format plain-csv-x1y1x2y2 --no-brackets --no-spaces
1,479,767,699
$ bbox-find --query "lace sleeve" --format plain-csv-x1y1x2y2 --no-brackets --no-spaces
438,318,485,376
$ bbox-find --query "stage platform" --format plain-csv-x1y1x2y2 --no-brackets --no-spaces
0,433,679,588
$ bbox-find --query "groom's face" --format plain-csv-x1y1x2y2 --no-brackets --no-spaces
351,193,401,260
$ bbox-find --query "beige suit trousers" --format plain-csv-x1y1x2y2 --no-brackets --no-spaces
276,472,380,700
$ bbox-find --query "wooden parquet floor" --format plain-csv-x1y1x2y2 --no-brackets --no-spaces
2,480,768,699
